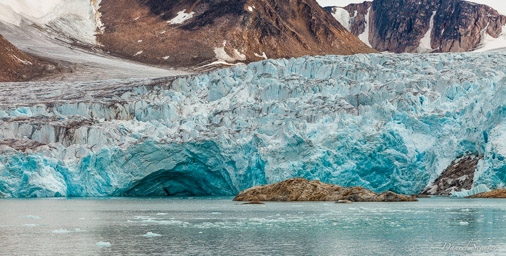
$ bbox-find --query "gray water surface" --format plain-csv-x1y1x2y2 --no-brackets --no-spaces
0,197,505,255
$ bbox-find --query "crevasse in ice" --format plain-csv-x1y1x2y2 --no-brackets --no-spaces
0,53,505,197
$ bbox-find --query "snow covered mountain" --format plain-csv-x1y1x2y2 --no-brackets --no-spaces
325,0,506,53
0,0,374,75
0,52,504,198
0,0,188,81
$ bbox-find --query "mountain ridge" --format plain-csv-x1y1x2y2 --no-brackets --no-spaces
326,0,506,53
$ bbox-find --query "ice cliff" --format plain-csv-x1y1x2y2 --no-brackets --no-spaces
0,53,505,197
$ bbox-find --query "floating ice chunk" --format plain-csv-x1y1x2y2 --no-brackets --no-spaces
142,232,162,237
52,229,71,234
21,215,41,219
22,224,40,227
52,228,85,234
452,184,491,198
156,213,168,216
96,241,111,247
459,221,469,225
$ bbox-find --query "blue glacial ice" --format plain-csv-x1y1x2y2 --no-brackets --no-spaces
0,52,505,197
451,184,491,198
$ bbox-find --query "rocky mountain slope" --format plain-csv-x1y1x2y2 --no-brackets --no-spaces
96,0,375,68
0,35,57,82
326,0,506,53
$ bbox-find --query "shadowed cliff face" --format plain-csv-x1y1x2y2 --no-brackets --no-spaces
97,0,375,69
326,0,506,53
0,35,57,82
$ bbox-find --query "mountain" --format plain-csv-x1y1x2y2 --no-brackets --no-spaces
325,0,506,53
96,0,375,68
0,34,57,82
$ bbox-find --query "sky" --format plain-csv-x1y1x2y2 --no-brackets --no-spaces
316,0,506,15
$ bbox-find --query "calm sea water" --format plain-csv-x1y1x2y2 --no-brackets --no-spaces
0,197,505,255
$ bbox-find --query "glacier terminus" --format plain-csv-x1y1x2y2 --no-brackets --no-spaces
0,53,505,198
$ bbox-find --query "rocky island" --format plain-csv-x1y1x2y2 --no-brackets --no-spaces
466,189,506,198
233,178,418,202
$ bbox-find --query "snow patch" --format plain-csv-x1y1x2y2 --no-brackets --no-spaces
330,7,353,31
12,55,32,65
214,41,247,63
417,11,436,53
254,52,268,59
358,7,371,47
134,51,143,56
167,9,195,25
0,0,102,45
474,24,506,52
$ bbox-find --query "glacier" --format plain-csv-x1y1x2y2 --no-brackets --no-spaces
0,53,505,198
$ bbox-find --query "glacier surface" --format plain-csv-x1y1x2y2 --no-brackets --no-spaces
0,53,505,198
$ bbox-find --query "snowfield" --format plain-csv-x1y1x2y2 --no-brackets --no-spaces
0,53,504,198
0,0,100,45
0,0,189,81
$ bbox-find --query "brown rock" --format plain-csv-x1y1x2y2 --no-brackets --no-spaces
466,189,506,198
0,34,58,82
421,155,481,196
413,194,431,198
233,178,418,202
97,0,375,70
242,201,265,205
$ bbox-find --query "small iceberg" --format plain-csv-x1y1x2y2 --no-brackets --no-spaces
142,232,162,237
52,229,71,234
22,224,40,227
21,215,41,219
96,241,111,247
452,184,491,198
52,228,86,234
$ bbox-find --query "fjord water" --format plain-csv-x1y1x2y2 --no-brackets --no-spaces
0,198,505,255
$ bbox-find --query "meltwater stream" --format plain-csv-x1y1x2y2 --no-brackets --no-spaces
0,198,505,255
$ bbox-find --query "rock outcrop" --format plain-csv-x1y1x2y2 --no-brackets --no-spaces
326,0,506,53
0,35,57,82
466,189,506,198
233,178,418,202
422,155,482,196
97,0,375,69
